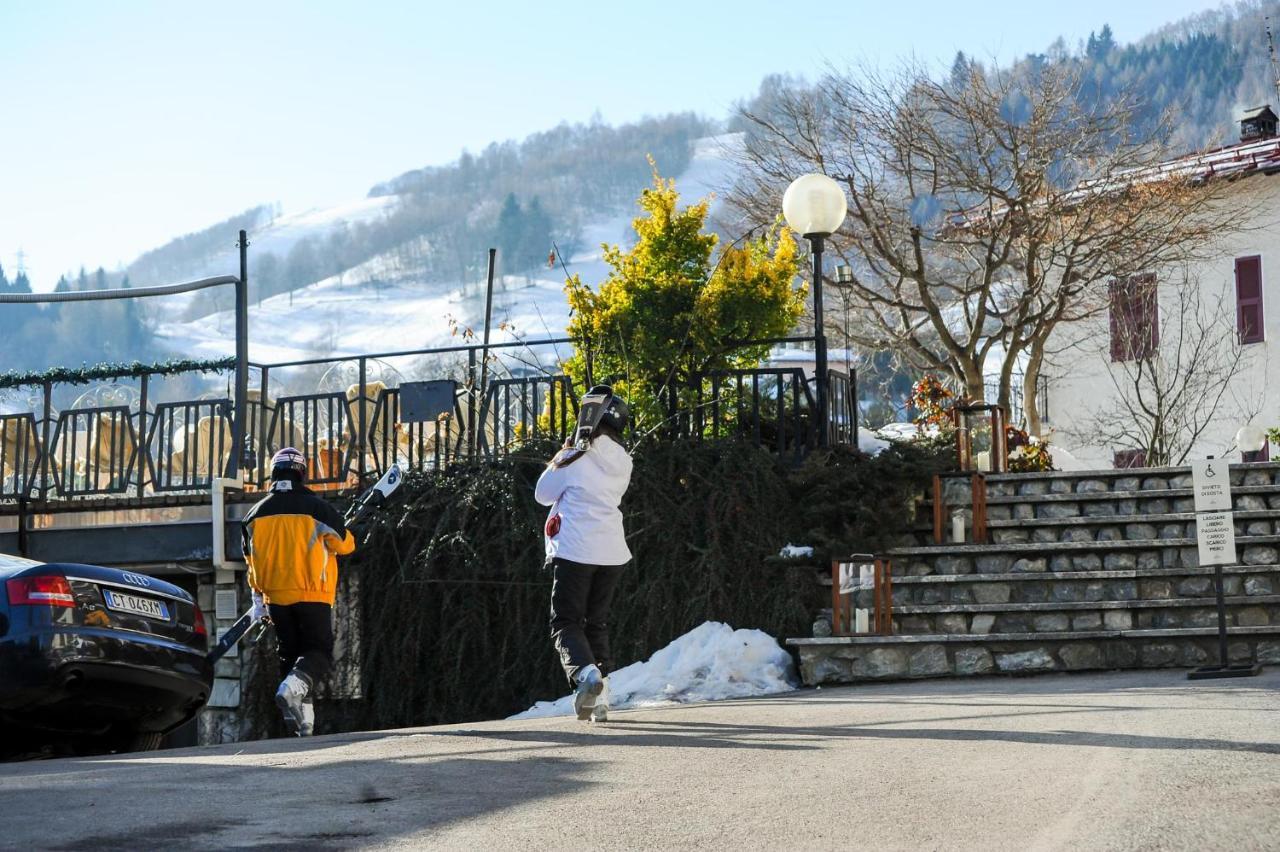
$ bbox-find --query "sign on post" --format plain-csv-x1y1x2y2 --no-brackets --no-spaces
1195,510,1237,567
1187,457,1260,679
1191,458,1233,513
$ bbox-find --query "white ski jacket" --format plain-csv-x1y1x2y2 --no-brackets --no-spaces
534,436,633,566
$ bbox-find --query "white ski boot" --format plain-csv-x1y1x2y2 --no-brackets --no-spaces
590,677,609,723
573,665,604,721
275,672,312,736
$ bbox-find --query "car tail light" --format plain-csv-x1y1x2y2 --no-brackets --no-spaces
7,574,76,607
193,606,208,637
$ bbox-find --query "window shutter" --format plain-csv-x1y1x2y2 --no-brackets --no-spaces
1142,278,1159,356
1236,256,1264,344
1109,281,1124,361
1114,449,1147,469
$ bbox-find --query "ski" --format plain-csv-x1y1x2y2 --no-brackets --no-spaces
206,609,265,663
345,462,404,527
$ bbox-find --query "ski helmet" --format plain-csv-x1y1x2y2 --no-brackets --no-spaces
574,385,628,448
270,446,307,480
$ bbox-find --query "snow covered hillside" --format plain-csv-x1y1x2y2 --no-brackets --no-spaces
152,135,743,368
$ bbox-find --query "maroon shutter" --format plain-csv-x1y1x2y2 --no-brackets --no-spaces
1141,276,1159,356
1244,443,1270,463
1236,256,1264,344
1114,449,1147,469
1109,281,1124,361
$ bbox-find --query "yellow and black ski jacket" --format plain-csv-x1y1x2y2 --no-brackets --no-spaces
242,480,355,606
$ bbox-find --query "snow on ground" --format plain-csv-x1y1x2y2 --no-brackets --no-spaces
511,621,798,719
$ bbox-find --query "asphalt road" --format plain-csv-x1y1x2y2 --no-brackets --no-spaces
1,669,1277,851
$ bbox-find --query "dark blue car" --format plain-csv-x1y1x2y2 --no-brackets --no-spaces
0,553,213,757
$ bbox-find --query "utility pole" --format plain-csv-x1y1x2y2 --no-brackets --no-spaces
1266,18,1280,102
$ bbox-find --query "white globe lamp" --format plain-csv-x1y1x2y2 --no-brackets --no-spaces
1236,422,1268,456
782,174,848,237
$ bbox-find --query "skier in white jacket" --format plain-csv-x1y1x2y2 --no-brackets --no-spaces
535,385,633,722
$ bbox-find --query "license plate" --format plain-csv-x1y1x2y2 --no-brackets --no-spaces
102,589,170,621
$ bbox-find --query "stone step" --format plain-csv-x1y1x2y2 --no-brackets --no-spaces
983,464,1280,496
889,533,1280,562
922,485,1280,513
985,510,1280,545
878,565,1280,607
787,626,1280,685
895,594,1280,616
890,597,1280,637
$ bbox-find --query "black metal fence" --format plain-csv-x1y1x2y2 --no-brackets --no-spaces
0,338,859,506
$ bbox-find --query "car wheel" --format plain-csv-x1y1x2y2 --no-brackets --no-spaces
128,731,164,752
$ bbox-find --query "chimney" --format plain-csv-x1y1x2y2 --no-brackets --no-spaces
1240,105,1279,142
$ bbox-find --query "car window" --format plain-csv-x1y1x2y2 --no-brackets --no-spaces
0,552,43,570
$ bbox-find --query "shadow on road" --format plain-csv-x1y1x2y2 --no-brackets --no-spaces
2,753,598,851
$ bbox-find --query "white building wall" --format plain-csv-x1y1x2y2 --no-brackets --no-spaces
1044,176,1280,470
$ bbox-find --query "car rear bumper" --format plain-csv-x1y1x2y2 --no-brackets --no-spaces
0,628,214,734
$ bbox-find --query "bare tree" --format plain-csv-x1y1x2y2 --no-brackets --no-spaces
729,60,1251,434
1072,269,1264,466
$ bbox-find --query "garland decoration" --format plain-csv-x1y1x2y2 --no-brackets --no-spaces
0,357,236,390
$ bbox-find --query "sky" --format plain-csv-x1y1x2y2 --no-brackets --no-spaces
0,0,1227,290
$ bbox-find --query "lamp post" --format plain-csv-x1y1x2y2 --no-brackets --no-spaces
784,174,848,446
836,264,854,373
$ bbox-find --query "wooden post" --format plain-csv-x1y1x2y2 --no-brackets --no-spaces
970,473,988,544
933,474,944,544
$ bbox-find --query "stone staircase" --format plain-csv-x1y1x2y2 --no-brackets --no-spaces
788,464,1280,684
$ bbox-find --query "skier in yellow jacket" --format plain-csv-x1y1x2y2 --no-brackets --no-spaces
242,447,355,736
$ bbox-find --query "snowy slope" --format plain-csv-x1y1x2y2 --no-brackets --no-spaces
511,621,799,719
152,135,745,369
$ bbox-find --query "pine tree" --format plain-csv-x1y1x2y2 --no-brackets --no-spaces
0,263,9,296
494,192,524,274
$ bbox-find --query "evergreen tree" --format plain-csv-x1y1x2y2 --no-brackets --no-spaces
12,271,31,294
519,196,553,274
950,51,971,89
0,263,9,295
494,192,524,274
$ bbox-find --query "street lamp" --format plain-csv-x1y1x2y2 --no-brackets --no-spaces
783,174,848,447
1237,422,1268,459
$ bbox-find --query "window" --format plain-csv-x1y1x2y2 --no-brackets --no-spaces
1244,443,1270,463
1235,255,1265,344
1114,449,1147,469
1109,274,1158,362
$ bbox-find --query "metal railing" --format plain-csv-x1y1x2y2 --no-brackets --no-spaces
0,336,860,507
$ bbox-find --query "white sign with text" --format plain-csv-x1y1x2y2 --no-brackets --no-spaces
1196,510,1237,567
1191,458,1233,513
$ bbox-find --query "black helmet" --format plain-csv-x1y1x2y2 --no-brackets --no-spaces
270,446,307,482
574,385,628,448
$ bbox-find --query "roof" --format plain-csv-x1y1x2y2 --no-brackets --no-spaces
1241,105,1277,122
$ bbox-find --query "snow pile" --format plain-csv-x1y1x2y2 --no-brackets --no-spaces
511,621,798,719
858,429,891,455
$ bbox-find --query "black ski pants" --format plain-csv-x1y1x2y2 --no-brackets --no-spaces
549,557,625,685
269,602,334,687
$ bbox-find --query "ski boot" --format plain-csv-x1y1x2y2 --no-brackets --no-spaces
590,677,609,723
275,672,312,736
573,665,604,721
